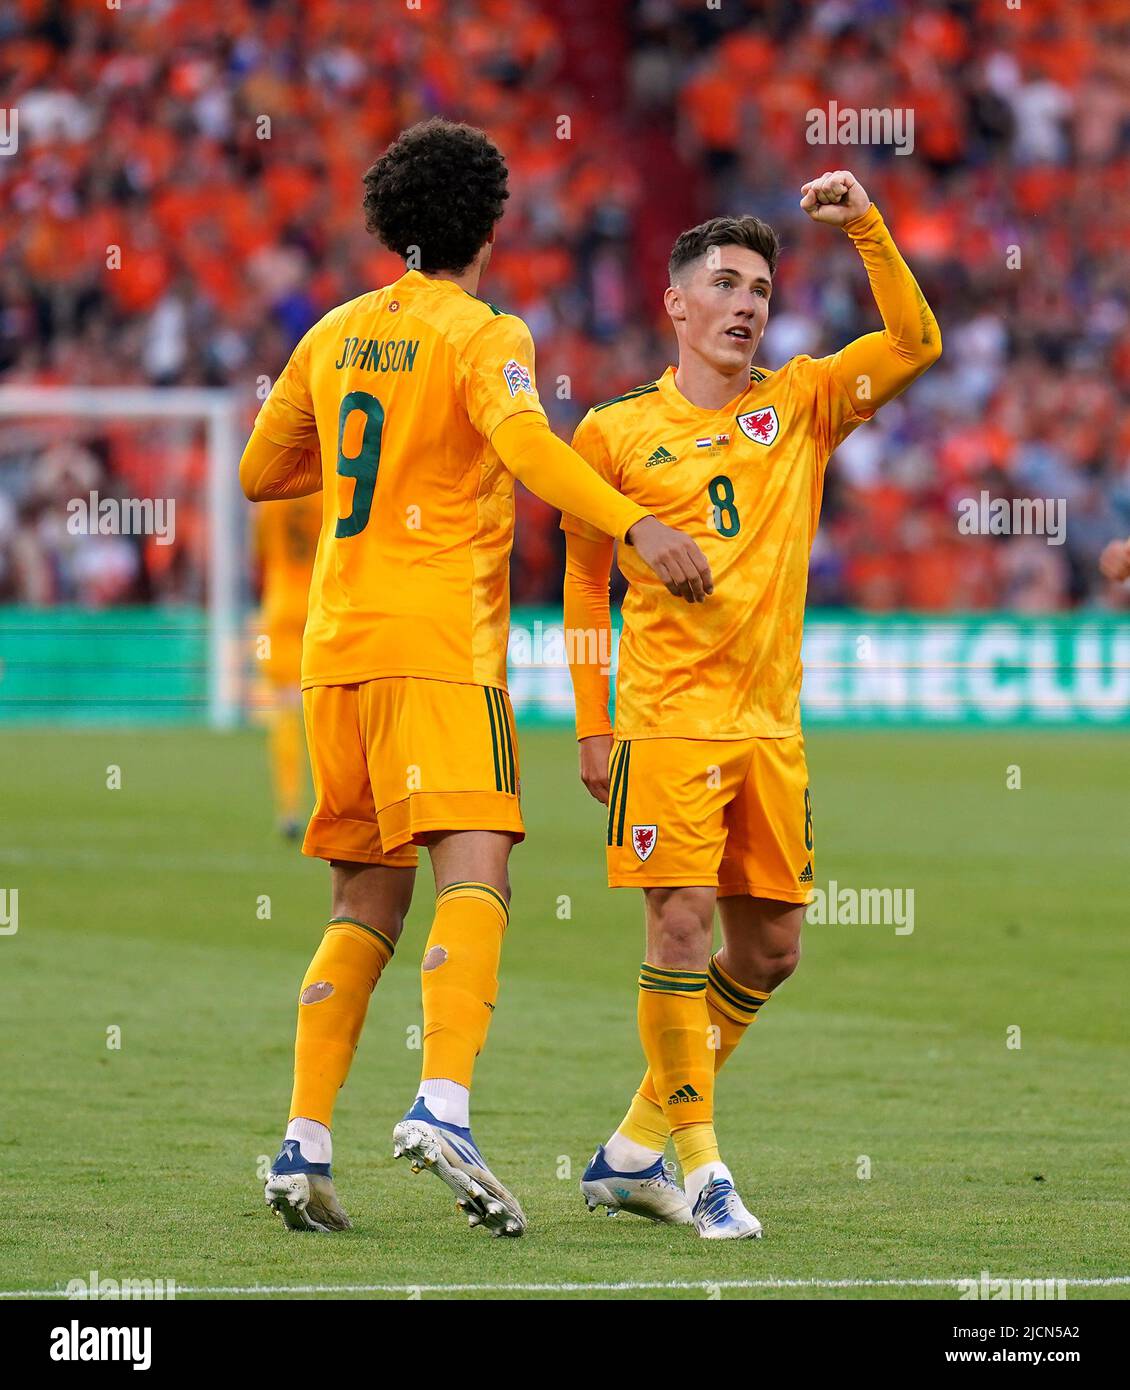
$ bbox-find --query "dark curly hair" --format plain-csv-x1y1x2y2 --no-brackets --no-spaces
362,118,510,274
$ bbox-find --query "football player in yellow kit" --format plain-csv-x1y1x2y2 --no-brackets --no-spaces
239,118,711,1237
251,492,321,839
563,170,941,1237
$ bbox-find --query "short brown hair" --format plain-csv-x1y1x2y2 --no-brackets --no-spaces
668,215,781,283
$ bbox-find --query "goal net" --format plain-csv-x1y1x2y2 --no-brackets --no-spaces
0,386,245,728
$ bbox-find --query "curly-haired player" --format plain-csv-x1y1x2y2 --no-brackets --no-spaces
240,118,710,1238
361,117,511,275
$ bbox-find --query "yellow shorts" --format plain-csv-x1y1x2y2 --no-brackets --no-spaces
301,677,524,865
605,734,813,902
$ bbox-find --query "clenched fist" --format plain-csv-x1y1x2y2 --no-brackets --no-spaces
800,170,871,226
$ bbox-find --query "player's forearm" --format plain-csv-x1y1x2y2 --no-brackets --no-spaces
838,204,941,405
563,531,615,738
239,428,323,501
493,412,648,542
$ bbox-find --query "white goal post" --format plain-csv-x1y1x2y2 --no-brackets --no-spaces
0,386,245,728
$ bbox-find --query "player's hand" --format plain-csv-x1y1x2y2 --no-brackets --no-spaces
578,734,614,805
800,170,870,226
1099,537,1130,582
627,515,714,603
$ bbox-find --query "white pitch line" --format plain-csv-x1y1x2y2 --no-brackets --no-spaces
3,1276,1128,1298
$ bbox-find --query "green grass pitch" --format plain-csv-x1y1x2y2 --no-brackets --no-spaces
1,725,1126,1301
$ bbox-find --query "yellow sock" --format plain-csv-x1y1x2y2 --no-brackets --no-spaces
420,881,508,1089
290,917,394,1127
706,952,772,1046
269,703,304,821
619,1088,669,1152
623,954,772,1148
636,963,719,1176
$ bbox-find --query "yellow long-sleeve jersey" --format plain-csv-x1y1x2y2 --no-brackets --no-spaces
249,270,647,692
563,203,941,741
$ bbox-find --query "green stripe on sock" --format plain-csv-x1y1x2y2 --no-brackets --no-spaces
639,973,707,994
437,880,510,921
643,964,709,981
327,917,395,954
708,975,762,1018
709,958,768,1014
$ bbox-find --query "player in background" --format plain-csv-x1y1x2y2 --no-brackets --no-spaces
250,493,321,838
563,171,940,1238
239,118,711,1237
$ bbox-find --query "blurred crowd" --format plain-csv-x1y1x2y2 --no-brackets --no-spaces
1,0,1128,609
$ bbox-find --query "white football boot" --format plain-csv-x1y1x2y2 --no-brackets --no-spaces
691,1174,763,1239
392,1098,526,1237
580,1144,693,1224
264,1139,351,1233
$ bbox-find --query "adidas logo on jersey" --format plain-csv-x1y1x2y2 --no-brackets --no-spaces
645,445,677,467
798,860,813,884
668,1084,704,1105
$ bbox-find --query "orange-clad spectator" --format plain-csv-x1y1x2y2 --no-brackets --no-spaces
102,222,171,316
682,68,744,160
2,0,1129,614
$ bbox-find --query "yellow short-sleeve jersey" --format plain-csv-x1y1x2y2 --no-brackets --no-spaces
563,359,869,739
253,491,321,636
254,270,548,690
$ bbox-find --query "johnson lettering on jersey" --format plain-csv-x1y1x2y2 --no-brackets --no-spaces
254,271,547,691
